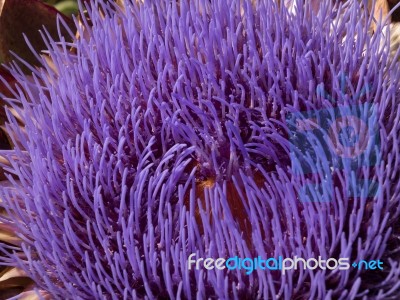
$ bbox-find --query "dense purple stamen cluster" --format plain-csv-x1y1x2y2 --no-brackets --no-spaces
0,0,399,299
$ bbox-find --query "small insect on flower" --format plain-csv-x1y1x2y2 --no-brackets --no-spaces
0,0,399,299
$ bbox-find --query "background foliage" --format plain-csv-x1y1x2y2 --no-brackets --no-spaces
43,0,79,16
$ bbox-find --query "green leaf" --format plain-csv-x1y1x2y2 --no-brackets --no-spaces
54,0,79,16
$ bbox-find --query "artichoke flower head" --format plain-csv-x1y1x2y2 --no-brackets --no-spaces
0,0,399,299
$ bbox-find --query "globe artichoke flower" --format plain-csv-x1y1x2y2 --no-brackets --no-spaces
0,0,399,299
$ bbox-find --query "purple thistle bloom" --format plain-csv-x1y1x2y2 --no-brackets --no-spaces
0,0,400,299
